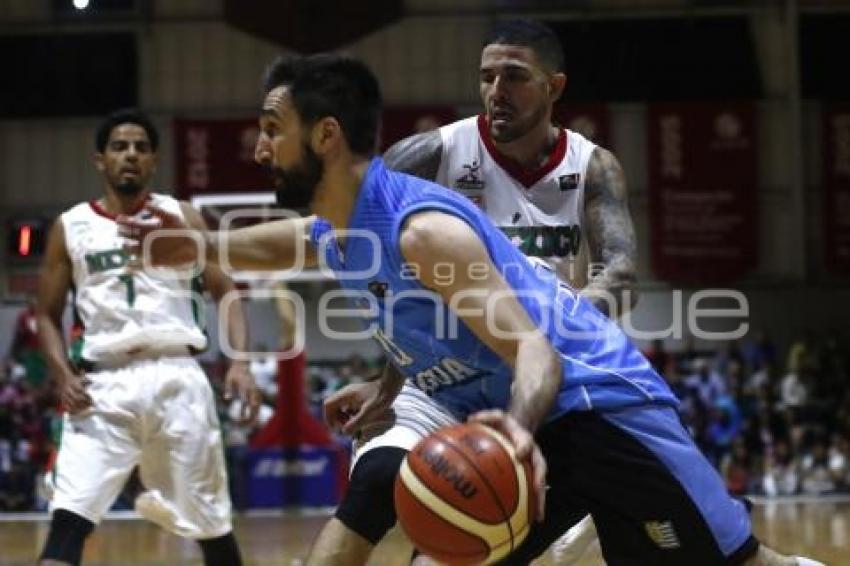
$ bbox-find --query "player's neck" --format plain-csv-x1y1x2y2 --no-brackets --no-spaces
311,157,371,240
492,121,558,170
99,188,149,216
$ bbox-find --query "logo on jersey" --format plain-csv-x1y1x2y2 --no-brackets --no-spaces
85,248,130,274
558,173,580,191
500,225,582,258
415,444,478,498
368,280,389,299
415,357,480,394
455,160,485,191
644,521,681,550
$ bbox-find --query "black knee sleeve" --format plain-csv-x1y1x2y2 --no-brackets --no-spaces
334,446,407,545
198,531,242,566
40,509,95,565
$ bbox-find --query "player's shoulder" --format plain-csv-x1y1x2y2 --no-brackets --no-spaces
148,192,195,217
438,115,480,141
60,200,99,223
62,200,92,216
148,192,180,208
440,115,478,133
562,127,597,151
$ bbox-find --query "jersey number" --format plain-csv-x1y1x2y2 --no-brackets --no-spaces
118,274,136,307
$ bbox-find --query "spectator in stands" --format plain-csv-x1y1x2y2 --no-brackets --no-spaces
780,365,810,411
786,330,819,376
685,357,727,409
676,335,701,375
721,438,753,495
800,438,835,495
713,340,744,379
763,439,800,496
742,330,777,373
706,396,743,466
745,359,774,398
9,298,47,387
828,432,850,492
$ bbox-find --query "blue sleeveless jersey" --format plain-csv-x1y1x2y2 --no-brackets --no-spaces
310,158,678,421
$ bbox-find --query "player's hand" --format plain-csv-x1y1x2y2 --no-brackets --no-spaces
224,361,260,425
58,372,93,415
324,380,391,435
117,203,201,267
469,409,547,522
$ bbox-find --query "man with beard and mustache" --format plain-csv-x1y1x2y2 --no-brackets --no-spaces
122,54,822,566
307,19,628,565
36,109,259,566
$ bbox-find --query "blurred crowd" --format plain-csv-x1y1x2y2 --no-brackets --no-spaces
0,301,59,511
2,296,849,511
647,330,850,497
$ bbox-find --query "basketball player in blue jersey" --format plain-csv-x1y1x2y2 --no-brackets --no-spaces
121,54,823,566
310,20,627,566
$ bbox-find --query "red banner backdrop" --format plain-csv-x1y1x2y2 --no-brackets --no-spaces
380,105,457,151
174,118,272,198
823,103,850,276
175,109,460,197
554,102,611,149
648,102,757,284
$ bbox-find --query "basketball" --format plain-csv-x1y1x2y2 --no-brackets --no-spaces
394,423,535,565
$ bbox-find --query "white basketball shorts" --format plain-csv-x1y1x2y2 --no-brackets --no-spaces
50,356,232,539
352,382,457,469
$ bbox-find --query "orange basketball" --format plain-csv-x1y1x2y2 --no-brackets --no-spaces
394,423,535,565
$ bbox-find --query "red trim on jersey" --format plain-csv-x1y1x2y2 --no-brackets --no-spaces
477,114,567,189
89,193,152,220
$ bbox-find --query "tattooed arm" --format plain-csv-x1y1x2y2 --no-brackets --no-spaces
582,147,639,318
382,130,443,181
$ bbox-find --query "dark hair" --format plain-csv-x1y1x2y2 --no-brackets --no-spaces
262,53,382,156
95,108,160,153
483,19,565,73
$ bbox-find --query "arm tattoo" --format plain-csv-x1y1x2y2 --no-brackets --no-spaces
582,147,639,318
383,130,443,181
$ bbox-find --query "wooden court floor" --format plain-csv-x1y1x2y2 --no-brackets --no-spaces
1,500,847,565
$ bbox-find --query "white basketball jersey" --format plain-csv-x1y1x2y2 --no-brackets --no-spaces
61,193,207,363
436,115,597,286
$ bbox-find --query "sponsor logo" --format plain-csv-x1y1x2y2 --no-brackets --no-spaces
85,248,130,274
415,357,479,394
368,280,389,299
644,520,681,550
253,457,329,478
500,225,582,258
455,161,485,191
558,173,580,191
416,445,478,499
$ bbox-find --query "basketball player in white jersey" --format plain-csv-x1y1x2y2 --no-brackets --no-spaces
36,109,259,566
307,20,634,565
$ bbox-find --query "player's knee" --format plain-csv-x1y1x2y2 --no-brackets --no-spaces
353,446,407,490
334,447,407,544
40,509,95,565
